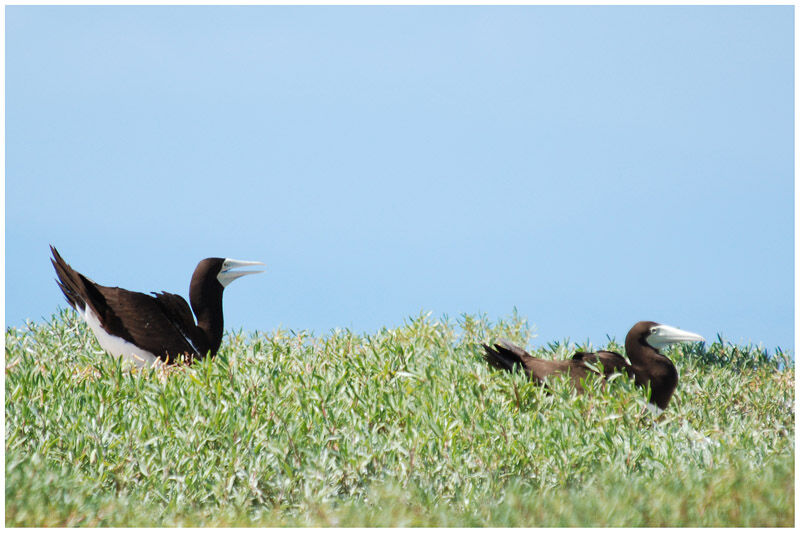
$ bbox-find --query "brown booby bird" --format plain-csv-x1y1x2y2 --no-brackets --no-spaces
482,321,704,411
50,245,264,367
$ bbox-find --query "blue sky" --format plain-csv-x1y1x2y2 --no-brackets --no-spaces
6,6,794,350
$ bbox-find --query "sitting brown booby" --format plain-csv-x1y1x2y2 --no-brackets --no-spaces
50,245,264,367
482,321,704,411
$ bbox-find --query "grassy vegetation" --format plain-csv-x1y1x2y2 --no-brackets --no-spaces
5,309,794,526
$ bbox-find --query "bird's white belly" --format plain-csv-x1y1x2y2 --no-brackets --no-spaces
81,307,160,368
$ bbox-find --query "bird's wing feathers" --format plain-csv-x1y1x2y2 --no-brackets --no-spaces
51,246,202,363
95,286,201,362
571,350,628,375
151,291,207,357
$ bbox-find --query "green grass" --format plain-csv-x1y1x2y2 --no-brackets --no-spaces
5,309,794,526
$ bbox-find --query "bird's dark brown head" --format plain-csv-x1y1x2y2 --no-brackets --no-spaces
189,257,265,308
192,257,225,290
188,257,265,355
189,259,227,326
626,321,661,351
626,320,705,353
624,321,704,411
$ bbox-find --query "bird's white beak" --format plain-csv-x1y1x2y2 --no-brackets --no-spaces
217,258,265,288
647,324,705,349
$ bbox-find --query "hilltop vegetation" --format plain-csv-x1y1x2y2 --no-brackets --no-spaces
5,310,794,526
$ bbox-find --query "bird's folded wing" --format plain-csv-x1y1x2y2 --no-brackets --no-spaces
572,350,628,375
151,291,207,356
95,286,201,361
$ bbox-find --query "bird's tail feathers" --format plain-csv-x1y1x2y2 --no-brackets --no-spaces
50,245,88,312
482,339,527,373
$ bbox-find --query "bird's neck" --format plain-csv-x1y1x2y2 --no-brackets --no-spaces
190,287,225,356
626,339,668,366
196,311,224,356
626,339,678,410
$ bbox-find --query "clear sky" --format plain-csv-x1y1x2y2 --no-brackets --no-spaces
6,6,794,351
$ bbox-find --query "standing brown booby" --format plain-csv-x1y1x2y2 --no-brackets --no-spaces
50,245,264,367
482,321,704,411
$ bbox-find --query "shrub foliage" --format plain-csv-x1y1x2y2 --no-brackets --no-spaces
5,310,794,526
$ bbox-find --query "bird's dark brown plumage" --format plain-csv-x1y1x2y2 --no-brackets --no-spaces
50,245,256,365
482,321,699,410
